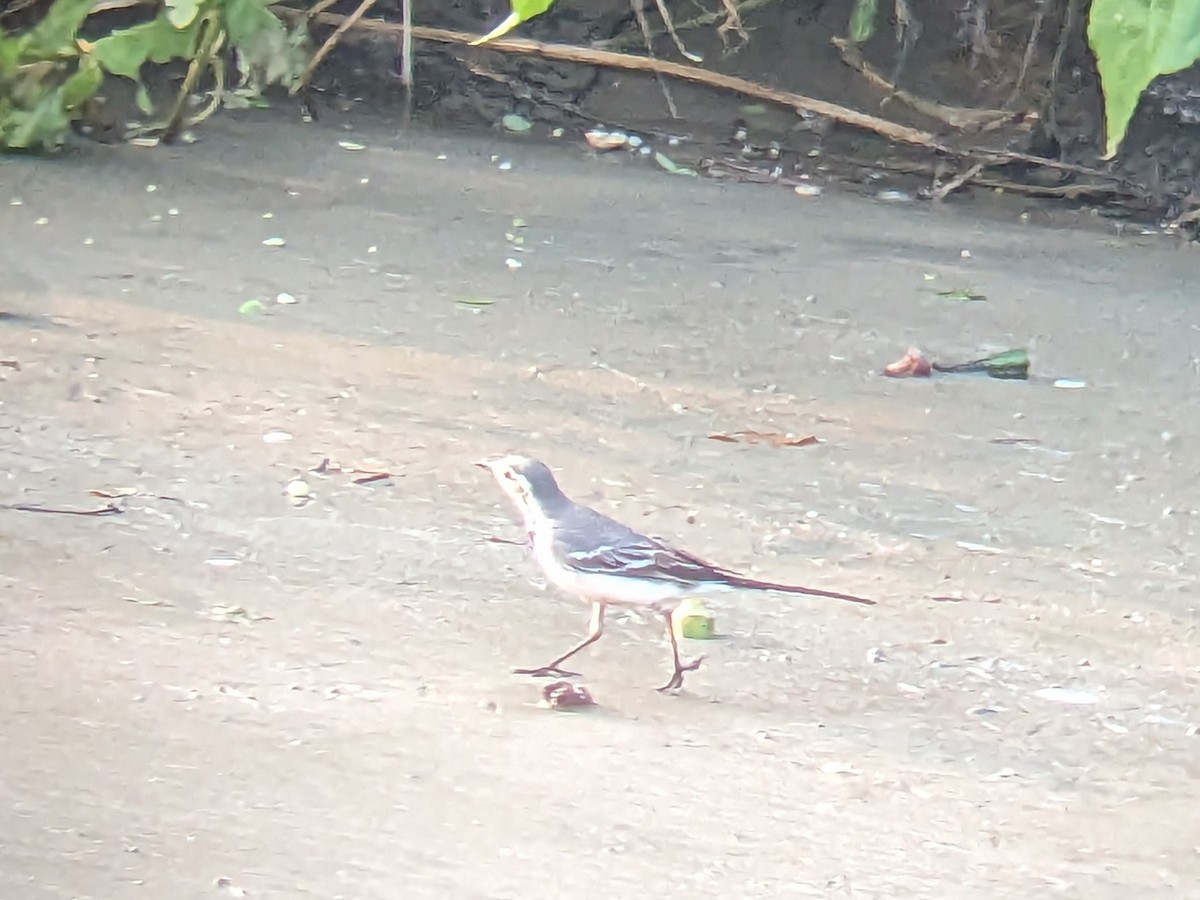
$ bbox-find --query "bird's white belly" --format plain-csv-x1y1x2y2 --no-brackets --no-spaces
531,536,691,610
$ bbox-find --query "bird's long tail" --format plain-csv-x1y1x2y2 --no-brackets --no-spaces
723,575,875,605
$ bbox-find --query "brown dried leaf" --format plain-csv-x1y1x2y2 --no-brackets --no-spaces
540,681,596,710
351,472,391,485
708,431,820,448
89,487,137,499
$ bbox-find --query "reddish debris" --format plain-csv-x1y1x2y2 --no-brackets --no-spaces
883,348,932,378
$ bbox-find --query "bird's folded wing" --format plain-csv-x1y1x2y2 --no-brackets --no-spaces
555,532,737,585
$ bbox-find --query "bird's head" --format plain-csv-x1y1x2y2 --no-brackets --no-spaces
474,454,568,521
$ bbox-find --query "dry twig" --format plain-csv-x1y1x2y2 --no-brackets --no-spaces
629,0,680,118
832,36,1017,131
594,0,771,51
291,0,381,95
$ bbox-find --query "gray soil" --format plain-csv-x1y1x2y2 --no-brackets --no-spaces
2,108,1199,899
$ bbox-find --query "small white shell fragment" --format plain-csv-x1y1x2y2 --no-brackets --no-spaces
34,217,48,225
437,153,448,160
129,137,160,148
262,237,286,247
337,140,366,151
146,184,157,192
367,245,377,254
956,540,1004,554
961,249,972,258
276,292,298,305
262,430,293,443
1032,687,1100,705
794,183,823,197
626,134,644,148
876,189,911,202
168,208,179,216
9,198,23,205
497,160,513,171
205,557,241,568
504,257,523,269
83,237,94,245
551,127,565,138
1053,378,1086,390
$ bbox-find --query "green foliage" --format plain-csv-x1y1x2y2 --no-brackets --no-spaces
1088,0,1200,158
0,0,101,150
1,0,308,151
471,0,557,45
847,0,878,44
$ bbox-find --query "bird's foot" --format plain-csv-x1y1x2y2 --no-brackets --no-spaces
656,655,705,693
513,664,582,679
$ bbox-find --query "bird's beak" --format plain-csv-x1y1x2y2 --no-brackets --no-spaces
473,458,493,471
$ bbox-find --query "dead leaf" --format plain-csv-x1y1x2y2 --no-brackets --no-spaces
351,472,392,485
540,681,596,710
708,431,820,448
90,487,138,499
122,596,174,607
208,604,272,624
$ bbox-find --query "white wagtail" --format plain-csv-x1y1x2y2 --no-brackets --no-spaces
476,455,874,692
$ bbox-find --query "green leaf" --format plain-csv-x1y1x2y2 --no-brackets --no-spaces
471,0,556,45
848,0,878,43
653,151,697,176
223,0,308,89
60,56,102,109
89,16,204,81
135,82,153,114
1087,0,1200,157
17,0,94,60
222,0,279,45
2,84,72,149
166,0,201,29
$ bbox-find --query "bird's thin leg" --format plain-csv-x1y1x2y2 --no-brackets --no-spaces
514,602,606,679
656,611,704,692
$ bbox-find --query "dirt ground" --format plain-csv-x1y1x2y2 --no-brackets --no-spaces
2,107,1199,899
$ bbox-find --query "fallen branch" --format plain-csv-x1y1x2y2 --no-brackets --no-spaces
275,7,1140,196
832,36,1017,131
276,10,949,148
930,161,985,201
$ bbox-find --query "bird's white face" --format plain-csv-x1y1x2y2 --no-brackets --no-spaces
475,455,540,524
